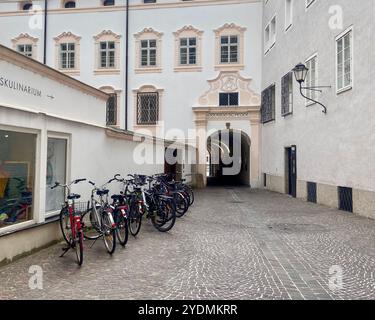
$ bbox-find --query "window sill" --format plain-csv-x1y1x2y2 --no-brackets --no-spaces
94,69,121,75
337,85,352,95
282,112,293,118
0,216,59,238
174,66,202,72
135,67,162,74
214,64,244,71
59,69,80,76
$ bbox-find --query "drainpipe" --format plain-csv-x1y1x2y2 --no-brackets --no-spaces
43,0,48,64
125,0,129,130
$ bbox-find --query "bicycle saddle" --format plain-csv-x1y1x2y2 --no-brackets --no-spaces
68,193,81,200
111,194,125,201
96,189,109,196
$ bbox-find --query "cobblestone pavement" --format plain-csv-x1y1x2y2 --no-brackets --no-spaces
1,187,375,300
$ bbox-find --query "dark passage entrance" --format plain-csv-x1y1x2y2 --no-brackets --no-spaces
286,145,297,198
206,130,250,186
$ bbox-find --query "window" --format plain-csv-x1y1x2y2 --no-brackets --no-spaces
305,54,317,104
214,23,246,71
174,25,203,72
180,37,197,65
17,44,33,57
285,0,293,31
54,32,81,74
100,41,115,68
60,43,75,69
219,93,239,106
106,93,117,126
220,35,238,64
21,2,32,10
137,92,159,125
63,1,76,8
141,40,157,67
264,15,276,53
281,72,293,116
46,138,67,213
134,28,163,73
0,130,36,229
261,85,276,124
12,33,38,60
336,29,353,92
103,0,115,6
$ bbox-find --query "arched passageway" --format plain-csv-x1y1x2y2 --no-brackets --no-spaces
206,130,250,186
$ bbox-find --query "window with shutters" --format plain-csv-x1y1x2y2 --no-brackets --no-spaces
261,85,276,124
137,92,159,125
281,72,293,116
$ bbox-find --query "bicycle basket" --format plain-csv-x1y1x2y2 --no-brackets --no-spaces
73,201,90,214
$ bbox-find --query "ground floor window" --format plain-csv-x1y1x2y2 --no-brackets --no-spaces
46,137,67,213
0,130,36,229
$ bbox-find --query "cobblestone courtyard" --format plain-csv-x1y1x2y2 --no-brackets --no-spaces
1,187,375,300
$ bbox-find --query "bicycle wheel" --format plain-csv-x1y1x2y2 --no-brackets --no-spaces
185,186,195,206
152,198,176,232
59,207,72,245
175,192,189,218
129,203,142,237
75,230,84,266
81,206,101,241
102,212,116,255
116,211,129,247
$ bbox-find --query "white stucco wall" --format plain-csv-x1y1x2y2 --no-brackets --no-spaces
261,0,375,192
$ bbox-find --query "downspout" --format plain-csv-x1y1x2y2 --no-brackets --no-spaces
43,0,47,64
125,0,129,130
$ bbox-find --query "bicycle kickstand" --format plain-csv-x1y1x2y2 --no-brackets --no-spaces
60,245,71,258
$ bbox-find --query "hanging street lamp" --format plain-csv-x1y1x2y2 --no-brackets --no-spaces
292,63,331,114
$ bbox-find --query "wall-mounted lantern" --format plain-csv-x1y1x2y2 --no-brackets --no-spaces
292,63,331,114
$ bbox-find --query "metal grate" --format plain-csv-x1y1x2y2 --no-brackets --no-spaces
137,92,159,125
261,85,275,123
338,187,353,213
219,92,239,106
307,182,317,203
106,93,117,126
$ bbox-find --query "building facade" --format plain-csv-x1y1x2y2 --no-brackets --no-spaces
261,0,375,218
0,0,264,187
1,0,374,219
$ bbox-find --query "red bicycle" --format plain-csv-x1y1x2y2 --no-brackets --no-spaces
51,179,87,266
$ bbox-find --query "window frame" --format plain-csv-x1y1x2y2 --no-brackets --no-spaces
335,27,354,94
0,125,40,235
45,133,70,218
305,53,318,106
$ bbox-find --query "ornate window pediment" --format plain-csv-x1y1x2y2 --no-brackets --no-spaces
54,31,81,75
94,30,121,74
214,23,246,71
173,25,203,72
134,28,163,74
12,33,38,59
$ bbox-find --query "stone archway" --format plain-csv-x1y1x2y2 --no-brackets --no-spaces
193,71,261,188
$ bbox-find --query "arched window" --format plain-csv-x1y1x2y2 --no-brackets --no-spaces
103,0,115,6
64,1,76,8
20,2,33,10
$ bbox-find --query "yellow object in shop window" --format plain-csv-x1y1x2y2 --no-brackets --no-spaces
0,167,10,198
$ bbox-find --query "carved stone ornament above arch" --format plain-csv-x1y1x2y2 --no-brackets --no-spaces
198,71,261,107
173,25,204,37
53,31,81,42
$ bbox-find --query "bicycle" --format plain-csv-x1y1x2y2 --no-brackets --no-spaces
52,178,87,266
81,179,117,255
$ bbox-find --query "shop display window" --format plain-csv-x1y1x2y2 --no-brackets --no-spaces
0,130,36,229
